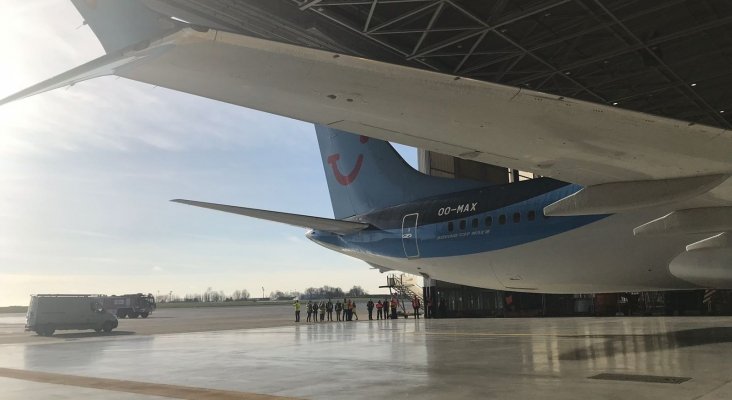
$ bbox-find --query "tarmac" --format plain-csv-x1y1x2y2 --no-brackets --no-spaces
2,306,732,399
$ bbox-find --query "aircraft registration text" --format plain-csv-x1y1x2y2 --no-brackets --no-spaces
438,202,478,216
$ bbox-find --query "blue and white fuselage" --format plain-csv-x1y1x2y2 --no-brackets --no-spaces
308,178,702,293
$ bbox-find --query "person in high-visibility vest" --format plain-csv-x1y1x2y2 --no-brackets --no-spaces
375,300,383,320
293,300,301,322
411,296,421,319
391,297,398,319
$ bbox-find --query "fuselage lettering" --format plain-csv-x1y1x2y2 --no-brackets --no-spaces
437,202,478,217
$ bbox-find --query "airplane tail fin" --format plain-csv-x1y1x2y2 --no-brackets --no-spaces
315,125,486,219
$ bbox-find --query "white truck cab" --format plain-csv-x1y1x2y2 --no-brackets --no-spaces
26,294,119,336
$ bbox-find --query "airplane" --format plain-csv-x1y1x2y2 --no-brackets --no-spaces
3,1,732,293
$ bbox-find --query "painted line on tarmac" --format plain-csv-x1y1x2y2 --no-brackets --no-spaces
0,367,298,400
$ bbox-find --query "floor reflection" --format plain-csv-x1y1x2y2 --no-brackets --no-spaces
559,327,732,361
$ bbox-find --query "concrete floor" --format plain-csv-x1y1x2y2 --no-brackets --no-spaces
1,312,732,399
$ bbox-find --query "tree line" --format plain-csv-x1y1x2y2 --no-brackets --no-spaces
156,285,368,303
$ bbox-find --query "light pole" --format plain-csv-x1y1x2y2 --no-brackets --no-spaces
262,286,265,300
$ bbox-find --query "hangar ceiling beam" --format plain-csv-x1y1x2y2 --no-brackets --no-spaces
363,0,378,32
407,0,571,61
411,1,445,56
302,2,439,71
589,0,732,129
512,14,732,87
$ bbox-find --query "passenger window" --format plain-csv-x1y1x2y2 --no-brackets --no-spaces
513,212,521,223
528,210,536,221
499,215,506,225
448,222,454,232
485,216,492,227
471,218,478,229
459,220,466,230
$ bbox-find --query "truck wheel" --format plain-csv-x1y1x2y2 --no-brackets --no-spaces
140,312,149,318
102,321,114,333
36,326,54,336
117,310,127,318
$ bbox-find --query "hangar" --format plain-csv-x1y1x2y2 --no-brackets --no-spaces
3,3,732,399
141,0,732,316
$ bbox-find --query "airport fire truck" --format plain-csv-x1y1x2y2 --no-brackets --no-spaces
102,293,156,318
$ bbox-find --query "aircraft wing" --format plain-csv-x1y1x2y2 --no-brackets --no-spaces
171,199,369,235
3,26,731,192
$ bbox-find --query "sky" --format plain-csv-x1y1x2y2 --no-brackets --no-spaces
0,0,417,306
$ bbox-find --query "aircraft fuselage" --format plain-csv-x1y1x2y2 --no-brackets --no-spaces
307,178,702,293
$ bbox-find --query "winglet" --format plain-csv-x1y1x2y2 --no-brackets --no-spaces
1,1,185,107
70,0,180,53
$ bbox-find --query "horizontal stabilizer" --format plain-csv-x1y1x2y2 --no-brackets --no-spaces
367,263,393,273
634,207,732,236
544,174,728,216
171,199,369,235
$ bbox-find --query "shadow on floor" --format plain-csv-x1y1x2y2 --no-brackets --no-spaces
52,331,136,339
559,327,732,360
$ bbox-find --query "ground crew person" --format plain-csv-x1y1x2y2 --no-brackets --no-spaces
367,299,375,320
335,300,343,321
351,301,359,321
312,301,318,322
326,299,333,321
391,297,398,319
346,299,352,321
412,296,421,319
376,300,383,320
319,301,326,322
306,300,313,322
294,300,301,322
342,298,348,321
384,298,390,319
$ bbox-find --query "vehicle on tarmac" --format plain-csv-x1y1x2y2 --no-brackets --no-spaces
102,293,156,319
25,294,118,336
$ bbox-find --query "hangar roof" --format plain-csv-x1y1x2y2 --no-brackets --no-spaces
150,0,732,129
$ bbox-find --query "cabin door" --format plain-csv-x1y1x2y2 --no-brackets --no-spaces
401,213,420,258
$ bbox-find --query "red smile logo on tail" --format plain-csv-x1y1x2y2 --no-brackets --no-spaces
327,135,369,186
